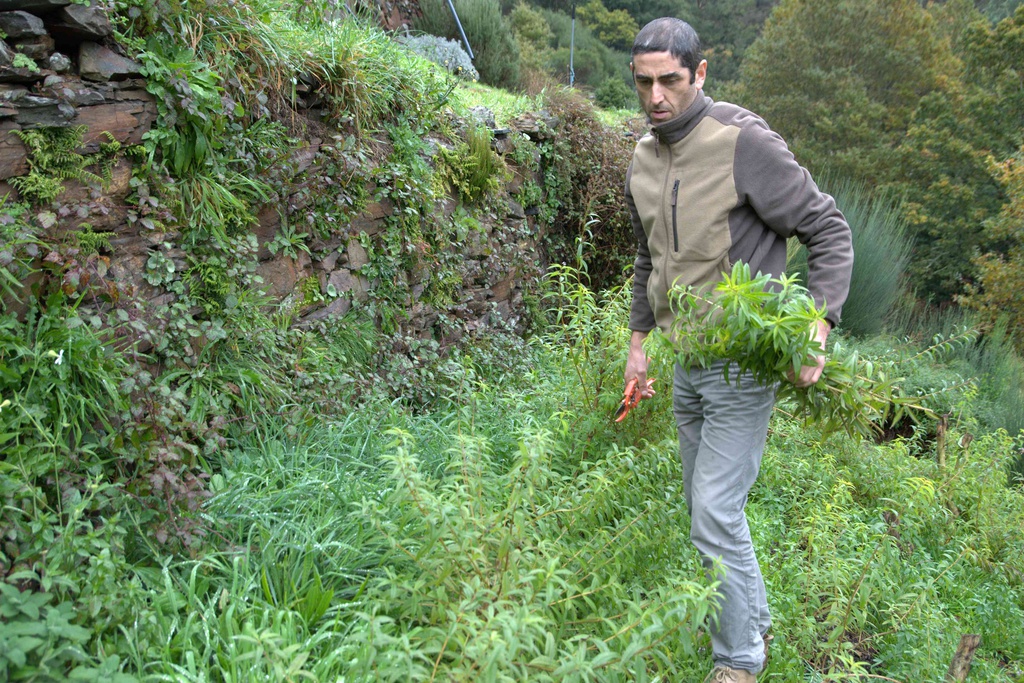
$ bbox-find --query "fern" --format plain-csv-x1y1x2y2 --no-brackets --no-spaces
9,126,112,205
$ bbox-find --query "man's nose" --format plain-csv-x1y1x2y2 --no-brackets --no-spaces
650,83,666,103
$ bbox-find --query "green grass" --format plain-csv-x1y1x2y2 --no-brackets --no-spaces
450,81,541,127
102,277,1024,682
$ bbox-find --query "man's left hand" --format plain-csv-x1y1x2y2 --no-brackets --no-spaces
789,319,830,387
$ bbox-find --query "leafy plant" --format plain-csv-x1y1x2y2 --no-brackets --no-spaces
11,53,38,72
0,294,129,481
414,0,522,88
658,263,936,439
535,87,638,291
0,198,42,310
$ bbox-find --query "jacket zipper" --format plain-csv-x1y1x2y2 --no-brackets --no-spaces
671,179,680,252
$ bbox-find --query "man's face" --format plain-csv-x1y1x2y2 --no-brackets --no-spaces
631,51,707,124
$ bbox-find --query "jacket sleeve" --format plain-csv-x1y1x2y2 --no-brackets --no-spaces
734,123,854,327
626,162,657,332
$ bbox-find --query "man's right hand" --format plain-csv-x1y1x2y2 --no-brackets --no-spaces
625,330,656,399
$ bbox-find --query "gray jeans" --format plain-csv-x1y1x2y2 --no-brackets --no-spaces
673,360,777,673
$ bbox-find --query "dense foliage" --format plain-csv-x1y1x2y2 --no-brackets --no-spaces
3,1,1024,681
731,0,1024,305
414,0,523,88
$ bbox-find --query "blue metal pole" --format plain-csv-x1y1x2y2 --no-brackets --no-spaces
569,2,576,86
446,0,474,60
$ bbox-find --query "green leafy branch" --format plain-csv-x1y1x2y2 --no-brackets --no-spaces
654,263,936,440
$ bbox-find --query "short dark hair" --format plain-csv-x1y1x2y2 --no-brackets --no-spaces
631,18,702,82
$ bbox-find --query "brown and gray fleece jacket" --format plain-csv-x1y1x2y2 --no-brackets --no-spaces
627,92,854,334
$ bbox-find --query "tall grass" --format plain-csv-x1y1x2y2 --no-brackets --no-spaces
124,0,452,134
886,299,1024,480
112,269,1024,681
788,176,913,337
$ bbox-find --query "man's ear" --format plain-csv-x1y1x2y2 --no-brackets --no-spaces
629,61,635,80
694,59,708,88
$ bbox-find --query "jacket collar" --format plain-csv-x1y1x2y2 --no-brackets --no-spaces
651,92,712,145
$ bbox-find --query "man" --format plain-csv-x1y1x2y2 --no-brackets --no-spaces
623,18,854,683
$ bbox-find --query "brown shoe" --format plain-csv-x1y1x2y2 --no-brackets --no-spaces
703,666,756,683
763,633,774,663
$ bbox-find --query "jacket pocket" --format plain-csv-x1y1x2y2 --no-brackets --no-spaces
671,178,680,253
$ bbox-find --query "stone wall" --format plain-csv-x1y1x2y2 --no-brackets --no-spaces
1,1,553,342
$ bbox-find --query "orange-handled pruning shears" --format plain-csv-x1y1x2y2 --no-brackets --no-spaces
614,377,656,422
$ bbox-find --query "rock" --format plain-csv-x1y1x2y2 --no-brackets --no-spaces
290,137,320,174
511,110,558,141
0,39,15,67
78,42,141,81
0,63,42,84
468,106,495,129
61,86,104,106
15,94,75,126
50,2,112,42
13,33,54,60
327,268,359,296
47,51,71,72
347,212,386,237
0,0,71,11
0,83,26,102
364,198,393,219
0,119,27,179
506,200,526,220
42,73,62,87
73,96,158,150
345,238,369,270
58,157,132,203
489,276,514,301
256,254,310,298
254,204,281,260
318,249,340,272
300,295,351,323
0,11,46,39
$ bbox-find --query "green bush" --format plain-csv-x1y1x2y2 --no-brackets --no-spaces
399,33,479,80
535,87,637,292
415,0,522,88
539,6,631,88
595,76,637,110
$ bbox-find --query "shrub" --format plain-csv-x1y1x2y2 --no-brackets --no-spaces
595,76,637,110
399,33,479,81
436,125,505,204
534,87,637,292
414,0,522,88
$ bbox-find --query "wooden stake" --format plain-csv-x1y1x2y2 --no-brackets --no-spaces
936,413,948,471
945,634,981,682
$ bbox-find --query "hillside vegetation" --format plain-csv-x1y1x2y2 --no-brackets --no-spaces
1,0,1023,681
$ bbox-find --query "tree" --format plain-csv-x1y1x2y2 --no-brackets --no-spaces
728,0,1024,303
603,0,692,28
730,0,948,183
577,0,639,51
883,0,1024,301
975,0,1024,22
959,148,1024,348
535,6,631,88
511,1,556,73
